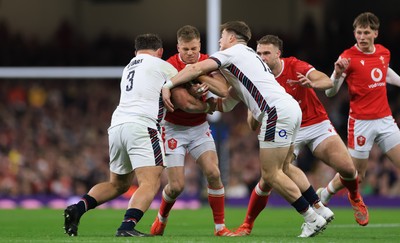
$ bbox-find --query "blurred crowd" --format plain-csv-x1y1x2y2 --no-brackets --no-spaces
1,17,400,202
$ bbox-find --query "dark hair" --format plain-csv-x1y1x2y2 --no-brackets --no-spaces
177,25,201,42
257,35,283,53
353,12,380,31
220,21,251,43
134,33,163,51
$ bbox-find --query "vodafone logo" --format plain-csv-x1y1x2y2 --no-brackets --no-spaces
371,68,383,82
168,138,177,150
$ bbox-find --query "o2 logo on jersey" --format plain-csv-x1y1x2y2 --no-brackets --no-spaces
371,68,383,82
278,129,287,139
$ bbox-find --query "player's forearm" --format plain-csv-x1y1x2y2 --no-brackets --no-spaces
310,73,334,90
313,79,333,90
169,65,204,88
173,90,209,113
198,73,229,97
179,99,209,113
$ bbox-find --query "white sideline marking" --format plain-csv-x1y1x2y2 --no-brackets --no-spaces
331,223,400,228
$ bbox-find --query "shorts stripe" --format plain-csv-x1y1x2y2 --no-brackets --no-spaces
157,95,164,124
264,107,277,141
148,127,163,166
348,117,355,149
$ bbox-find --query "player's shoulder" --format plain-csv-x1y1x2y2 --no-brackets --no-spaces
283,56,300,64
341,45,357,56
166,53,179,63
149,56,177,73
284,56,311,69
375,44,390,55
199,53,209,61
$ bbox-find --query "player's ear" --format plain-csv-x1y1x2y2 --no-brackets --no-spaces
157,48,164,58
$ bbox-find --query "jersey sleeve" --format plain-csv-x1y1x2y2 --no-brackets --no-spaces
209,50,232,68
292,58,315,76
162,61,178,79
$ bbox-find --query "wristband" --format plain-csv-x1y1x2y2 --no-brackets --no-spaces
333,75,345,84
163,80,174,89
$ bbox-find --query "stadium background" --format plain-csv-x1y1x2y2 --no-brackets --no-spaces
0,0,400,209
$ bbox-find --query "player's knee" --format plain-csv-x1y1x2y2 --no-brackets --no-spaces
169,181,185,196
337,164,357,179
258,180,271,191
261,170,278,184
205,169,221,182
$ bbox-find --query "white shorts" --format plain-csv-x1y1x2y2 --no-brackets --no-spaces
294,120,337,157
259,98,302,148
108,122,165,174
162,121,216,167
348,116,400,159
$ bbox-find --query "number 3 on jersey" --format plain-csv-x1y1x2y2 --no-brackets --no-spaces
126,70,135,91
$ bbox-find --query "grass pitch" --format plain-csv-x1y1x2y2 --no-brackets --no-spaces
0,207,399,242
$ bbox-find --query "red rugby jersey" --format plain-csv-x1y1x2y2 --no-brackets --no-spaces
276,57,329,127
164,53,209,126
340,44,391,119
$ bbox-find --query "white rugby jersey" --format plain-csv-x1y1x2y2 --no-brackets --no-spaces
210,44,294,121
110,53,178,129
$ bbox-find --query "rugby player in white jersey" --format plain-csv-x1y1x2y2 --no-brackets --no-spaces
162,21,328,238
64,33,177,237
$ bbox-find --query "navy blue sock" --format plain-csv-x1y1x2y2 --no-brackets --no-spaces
292,196,310,213
76,194,98,217
302,185,320,206
117,208,144,231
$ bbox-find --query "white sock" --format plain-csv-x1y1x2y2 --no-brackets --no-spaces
312,201,326,215
320,182,336,204
215,224,225,231
302,207,318,223
157,212,168,223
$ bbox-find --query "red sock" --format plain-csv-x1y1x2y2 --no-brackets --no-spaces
208,186,225,224
244,184,270,225
340,176,360,200
159,194,175,218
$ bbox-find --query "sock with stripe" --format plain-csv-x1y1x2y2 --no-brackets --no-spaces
243,182,271,226
76,194,98,217
117,208,144,231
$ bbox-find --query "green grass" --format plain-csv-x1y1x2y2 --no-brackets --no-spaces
0,207,399,242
